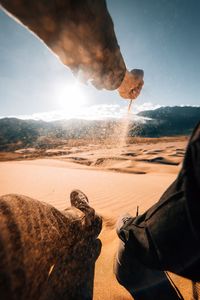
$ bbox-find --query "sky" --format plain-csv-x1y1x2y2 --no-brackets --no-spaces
0,0,200,120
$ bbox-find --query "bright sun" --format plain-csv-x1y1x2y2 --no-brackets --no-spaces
57,82,87,118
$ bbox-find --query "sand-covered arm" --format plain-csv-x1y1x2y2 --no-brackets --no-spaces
1,0,126,90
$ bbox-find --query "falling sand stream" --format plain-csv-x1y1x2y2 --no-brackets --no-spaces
112,100,134,156
94,99,136,159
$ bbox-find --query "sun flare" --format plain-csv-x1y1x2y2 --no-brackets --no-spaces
56,82,87,118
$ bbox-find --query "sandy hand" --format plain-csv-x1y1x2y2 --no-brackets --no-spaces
118,69,144,100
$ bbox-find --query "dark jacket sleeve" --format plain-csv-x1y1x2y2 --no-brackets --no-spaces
1,0,126,90
118,122,200,281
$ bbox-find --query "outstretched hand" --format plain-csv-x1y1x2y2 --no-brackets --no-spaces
118,69,144,100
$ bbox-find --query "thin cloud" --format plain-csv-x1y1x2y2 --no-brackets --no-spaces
0,102,165,122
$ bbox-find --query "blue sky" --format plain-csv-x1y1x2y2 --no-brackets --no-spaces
0,0,199,120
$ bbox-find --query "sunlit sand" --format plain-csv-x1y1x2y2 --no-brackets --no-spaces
0,136,193,299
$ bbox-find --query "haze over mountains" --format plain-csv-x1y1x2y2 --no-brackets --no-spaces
0,106,199,151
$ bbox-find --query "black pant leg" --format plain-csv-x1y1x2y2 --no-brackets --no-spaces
114,241,182,300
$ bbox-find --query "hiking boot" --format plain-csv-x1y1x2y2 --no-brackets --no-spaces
70,189,89,207
116,213,133,243
70,189,102,236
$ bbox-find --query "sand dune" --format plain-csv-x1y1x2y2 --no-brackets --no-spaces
0,146,193,299
136,156,181,165
0,137,194,299
49,139,185,177
0,159,176,214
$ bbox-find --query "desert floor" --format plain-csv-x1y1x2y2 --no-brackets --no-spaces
0,137,194,299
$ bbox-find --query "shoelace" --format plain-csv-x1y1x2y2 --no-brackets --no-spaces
122,216,131,224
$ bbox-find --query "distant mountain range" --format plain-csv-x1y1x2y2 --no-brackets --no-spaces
0,106,199,151
135,106,200,137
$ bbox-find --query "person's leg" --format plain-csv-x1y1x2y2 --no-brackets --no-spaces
114,241,182,300
192,282,200,300
113,121,200,299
